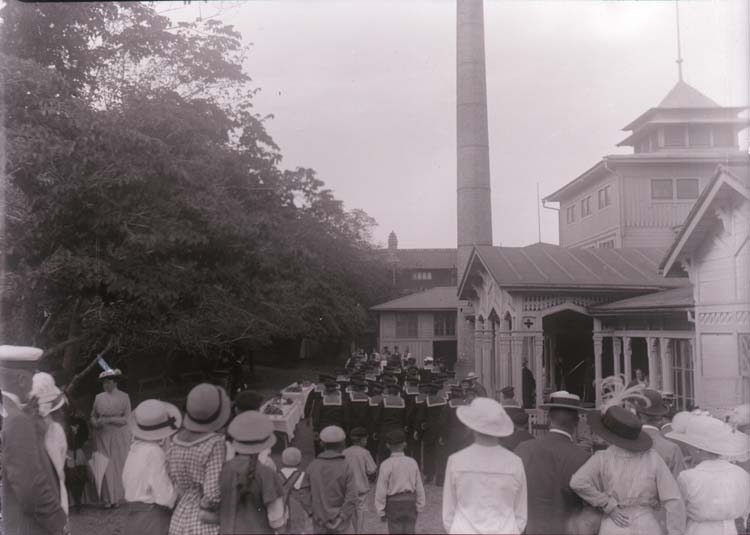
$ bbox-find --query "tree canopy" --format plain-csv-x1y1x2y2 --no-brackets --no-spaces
1,2,393,379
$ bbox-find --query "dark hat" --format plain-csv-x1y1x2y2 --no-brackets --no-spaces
505,406,529,426
634,389,669,417
324,381,339,391
386,429,406,445
350,426,368,440
351,379,367,390
426,383,440,394
406,377,420,386
385,383,402,394
588,405,653,452
234,390,264,412
369,382,384,392
383,375,397,385
501,386,515,397
541,391,586,411
418,384,431,393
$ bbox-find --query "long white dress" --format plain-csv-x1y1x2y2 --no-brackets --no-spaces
91,388,132,504
678,460,750,535
44,419,69,515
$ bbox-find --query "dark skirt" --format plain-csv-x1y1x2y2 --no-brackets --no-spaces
124,501,172,535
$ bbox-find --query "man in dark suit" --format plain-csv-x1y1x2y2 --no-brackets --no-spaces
499,406,534,451
0,345,67,535
514,391,591,535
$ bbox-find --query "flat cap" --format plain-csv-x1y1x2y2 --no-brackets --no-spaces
386,429,406,445
350,426,368,439
320,425,346,443
0,346,43,369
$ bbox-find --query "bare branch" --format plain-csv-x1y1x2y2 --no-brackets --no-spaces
64,337,116,397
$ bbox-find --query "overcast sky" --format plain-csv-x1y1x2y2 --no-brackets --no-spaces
164,0,748,249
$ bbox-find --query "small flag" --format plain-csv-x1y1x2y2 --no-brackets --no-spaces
97,357,112,372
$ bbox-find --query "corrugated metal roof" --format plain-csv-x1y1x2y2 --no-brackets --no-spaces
473,243,687,290
590,286,694,313
379,248,457,269
371,286,458,311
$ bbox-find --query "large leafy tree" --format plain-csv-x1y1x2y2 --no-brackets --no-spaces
1,2,393,382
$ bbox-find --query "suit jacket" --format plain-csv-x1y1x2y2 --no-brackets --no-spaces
1,395,66,535
643,426,685,478
499,428,534,452
514,431,590,535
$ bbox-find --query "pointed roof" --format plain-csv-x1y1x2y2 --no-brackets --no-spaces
657,80,720,109
371,286,458,311
659,165,750,275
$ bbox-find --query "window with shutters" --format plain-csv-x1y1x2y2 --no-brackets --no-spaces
566,205,576,224
581,196,591,218
598,185,612,209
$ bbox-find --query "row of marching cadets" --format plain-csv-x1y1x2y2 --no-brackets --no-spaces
309,354,485,485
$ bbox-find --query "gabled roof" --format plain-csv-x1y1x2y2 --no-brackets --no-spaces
371,286,458,311
458,243,688,299
590,285,694,314
659,165,750,276
378,248,457,270
658,80,720,109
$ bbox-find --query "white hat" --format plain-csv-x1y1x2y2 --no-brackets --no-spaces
320,425,346,443
424,356,434,363
228,411,276,454
728,404,750,427
666,411,750,461
457,397,514,437
0,346,43,369
30,372,66,417
465,372,479,382
130,400,182,441
98,369,123,380
184,383,231,433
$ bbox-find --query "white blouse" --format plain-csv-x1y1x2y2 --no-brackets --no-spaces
678,460,750,535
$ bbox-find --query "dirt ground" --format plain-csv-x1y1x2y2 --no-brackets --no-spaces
68,363,447,534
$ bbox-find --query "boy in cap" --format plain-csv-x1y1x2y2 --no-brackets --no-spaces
421,382,447,485
280,447,313,535
343,427,377,534
376,382,406,463
374,430,426,534
307,425,357,534
500,386,520,407
0,345,67,535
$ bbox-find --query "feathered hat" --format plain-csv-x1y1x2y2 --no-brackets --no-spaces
588,375,653,452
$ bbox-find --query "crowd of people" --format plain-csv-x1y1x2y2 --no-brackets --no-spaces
1,344,749,535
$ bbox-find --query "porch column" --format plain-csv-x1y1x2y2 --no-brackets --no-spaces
646,337,658,389
614,337,623,376
482,328,494,394
593,334,603,407
497,333,511,391
511,334,525,403
549,335,558,391
534,334,544,407
660,337,674,393
623,336,633,383
474,318,485,379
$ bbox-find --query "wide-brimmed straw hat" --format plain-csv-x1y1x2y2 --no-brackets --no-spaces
634,389,669,417
588,405,653,452
30,372,66,417
465,372,479,382
666,411,750,460
130,400,182,441
228,411,276,454
541,391,586,411
457,397,513,437
183,383,231,433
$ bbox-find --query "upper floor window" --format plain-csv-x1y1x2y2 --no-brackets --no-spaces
712,126,734,147
433,312,456,337
412,271,432,281
688,125,711,147
651,179,674,200
395,313,418,338
566,205,576,224
598,239,615,249
651,178,700,200
675,179,699,200
581,196,592,218
598,185,612,209
664,125,686,147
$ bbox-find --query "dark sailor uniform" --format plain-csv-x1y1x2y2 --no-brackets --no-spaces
376,391,406,463
344,389,370,437
312,385,344,455
421,387,447,484
367,386,384,461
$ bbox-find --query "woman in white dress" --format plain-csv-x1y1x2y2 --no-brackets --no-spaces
666,411,750,535
30,373,69,517
91,368,132,507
